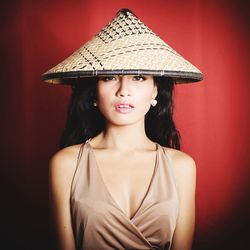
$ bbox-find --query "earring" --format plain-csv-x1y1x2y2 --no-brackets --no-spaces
93,100,98,107
151,99,157,107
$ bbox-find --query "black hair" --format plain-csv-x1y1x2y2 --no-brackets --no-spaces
59,77,180,150
145,77,180,149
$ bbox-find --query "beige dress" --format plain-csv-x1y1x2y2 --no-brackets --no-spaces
70,141,179,250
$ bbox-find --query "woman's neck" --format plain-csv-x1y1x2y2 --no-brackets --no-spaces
92,121,155,152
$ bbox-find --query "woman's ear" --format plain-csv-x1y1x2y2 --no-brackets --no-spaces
152,85,158,99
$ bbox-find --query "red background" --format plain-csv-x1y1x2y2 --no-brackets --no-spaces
1,0,249,249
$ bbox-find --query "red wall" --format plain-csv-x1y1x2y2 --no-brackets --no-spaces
1,0,249,249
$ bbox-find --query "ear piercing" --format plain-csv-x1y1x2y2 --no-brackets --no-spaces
151,99,157,107
93,100,98,107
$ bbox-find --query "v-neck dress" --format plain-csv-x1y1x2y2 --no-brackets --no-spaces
70,141,179,250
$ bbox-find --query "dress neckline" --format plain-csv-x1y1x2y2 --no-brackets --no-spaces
86,140,159,221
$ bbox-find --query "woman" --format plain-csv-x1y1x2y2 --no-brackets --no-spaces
43,9,203,250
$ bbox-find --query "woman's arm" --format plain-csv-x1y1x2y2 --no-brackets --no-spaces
49,146,79,250
170,151,196,250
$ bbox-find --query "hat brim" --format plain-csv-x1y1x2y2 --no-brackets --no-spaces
42,69,203,84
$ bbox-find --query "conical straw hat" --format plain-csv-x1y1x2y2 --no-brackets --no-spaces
42,9,203,84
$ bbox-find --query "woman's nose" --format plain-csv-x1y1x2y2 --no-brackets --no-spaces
116,77,131,97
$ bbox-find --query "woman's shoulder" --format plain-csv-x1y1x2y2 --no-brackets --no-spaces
49,143,84,177
161,146,195,165
49,144,86,208
160,146,196,184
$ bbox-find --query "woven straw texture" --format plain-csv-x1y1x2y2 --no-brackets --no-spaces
42,9,203,84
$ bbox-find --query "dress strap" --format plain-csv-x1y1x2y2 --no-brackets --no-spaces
70,143,86,203
76,138,92,168
76,143,85,169
161,146,178,189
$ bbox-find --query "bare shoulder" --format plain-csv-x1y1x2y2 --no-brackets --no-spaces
161,147,196,186
49,144,83,249
49,143,83,181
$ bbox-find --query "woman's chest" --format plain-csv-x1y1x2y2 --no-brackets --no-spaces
93,150,157,219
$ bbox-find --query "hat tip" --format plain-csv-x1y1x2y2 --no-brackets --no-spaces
117,8,137,17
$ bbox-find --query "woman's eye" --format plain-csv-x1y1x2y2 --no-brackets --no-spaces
99,76,117,82
133,75,146,81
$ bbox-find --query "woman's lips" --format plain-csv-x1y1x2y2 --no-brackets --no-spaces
114,103,134,113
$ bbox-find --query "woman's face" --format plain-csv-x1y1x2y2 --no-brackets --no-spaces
96,75,157,126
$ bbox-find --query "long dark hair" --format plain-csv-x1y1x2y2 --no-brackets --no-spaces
59,77,180,149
